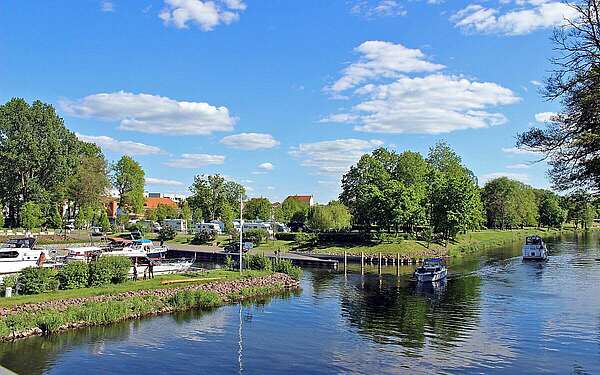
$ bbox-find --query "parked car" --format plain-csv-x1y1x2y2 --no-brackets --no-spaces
223,242,253,253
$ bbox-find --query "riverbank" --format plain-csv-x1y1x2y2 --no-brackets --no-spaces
297,227,575,259
0,271,299,341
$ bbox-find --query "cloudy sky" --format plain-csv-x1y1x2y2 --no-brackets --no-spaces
0,0,566,202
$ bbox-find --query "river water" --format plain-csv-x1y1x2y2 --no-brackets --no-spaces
1,233,599,374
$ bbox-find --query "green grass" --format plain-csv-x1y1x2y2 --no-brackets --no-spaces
0,269,271,308
251,240,294,253
307,227,567,258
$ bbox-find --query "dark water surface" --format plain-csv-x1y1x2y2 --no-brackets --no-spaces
1,233,600,374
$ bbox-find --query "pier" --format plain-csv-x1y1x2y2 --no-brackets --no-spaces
168,246,339,269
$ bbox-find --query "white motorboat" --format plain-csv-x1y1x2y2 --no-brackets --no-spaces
131,257,194,277
522,235,548,261
0,238,50,274
414,258,448,283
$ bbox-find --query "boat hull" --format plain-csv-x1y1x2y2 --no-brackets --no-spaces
415,269,447,283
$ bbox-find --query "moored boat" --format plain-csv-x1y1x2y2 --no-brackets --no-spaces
522,235,548,261
0,238,50,274
414,258,448,283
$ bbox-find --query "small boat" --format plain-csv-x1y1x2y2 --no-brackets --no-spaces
522,235,548,261
0,238,51,274
414,258,448,283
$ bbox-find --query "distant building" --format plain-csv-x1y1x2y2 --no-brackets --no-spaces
286,195,314,207
163,218,188,232
145,192,186,204
144,197,178,210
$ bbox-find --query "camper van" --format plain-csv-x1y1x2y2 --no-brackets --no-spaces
195,222,222,234
162,219,188,232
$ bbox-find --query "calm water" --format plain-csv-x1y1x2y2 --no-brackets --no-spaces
1,233,600,374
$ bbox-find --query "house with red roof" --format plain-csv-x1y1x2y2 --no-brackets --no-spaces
286,195,314,207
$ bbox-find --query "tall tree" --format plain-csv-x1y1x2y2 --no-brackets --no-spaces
280,196,310,223
243,197,272,221
518,1,600,191
112,156,145,214
0,98,90,225
188,175,245,222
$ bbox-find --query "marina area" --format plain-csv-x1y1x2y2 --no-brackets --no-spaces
0,232,599,374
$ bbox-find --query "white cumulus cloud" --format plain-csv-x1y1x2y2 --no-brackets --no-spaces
452,1,578,36
535,111,557,123
145,177,185,186
164,153,225,168
290,139,383,175
502,146,542,155
159,0,246,31
220,133,279,150
76,133,162,155
506,163,531,169
61,91,235,135
323,41,519,134
351,1,407,18
257,162,274,171
327,41,444,93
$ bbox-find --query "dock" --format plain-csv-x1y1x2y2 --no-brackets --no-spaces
167,246,338,269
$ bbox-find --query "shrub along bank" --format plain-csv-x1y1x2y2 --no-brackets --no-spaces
0,272,299,340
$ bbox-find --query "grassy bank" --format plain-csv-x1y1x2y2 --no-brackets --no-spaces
0,271,299,340
303,227,571,258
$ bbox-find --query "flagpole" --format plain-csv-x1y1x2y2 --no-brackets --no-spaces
239,194,243,274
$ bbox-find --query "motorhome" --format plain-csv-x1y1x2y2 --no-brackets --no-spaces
163,219,188,232
195,222,222,234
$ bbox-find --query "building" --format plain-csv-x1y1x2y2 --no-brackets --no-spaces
143,197,178,210
145,192,186,204
286,195,315,207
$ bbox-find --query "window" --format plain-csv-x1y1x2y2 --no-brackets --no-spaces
0,251,19,259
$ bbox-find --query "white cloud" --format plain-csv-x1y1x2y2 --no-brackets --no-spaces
452,2,579,36
220,133,279,150
101,1,114,12
257,162,274,171
164,153,225,168
479,172,530,184
290,139,383,175
61,91,235,135
502,146,542,155
351,1,407,18
324,41,519,134
506,163,531,169
535,111,557,123
75,133,162,155
159,0,246,31
145,177,185,186
530,79,542,86
327,41,444,93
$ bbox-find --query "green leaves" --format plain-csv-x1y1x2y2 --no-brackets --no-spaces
112,155,145,214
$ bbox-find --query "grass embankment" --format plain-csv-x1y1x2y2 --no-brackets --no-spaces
0,270,298,340
305,227,568,258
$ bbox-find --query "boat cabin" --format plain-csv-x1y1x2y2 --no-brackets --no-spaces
522,235,547,260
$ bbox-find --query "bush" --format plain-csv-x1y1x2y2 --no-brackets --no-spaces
271,259,302,280
191,230,217,245
17,267,59,295
1,275,17,295
168,290,222,310
58,262,89,290
243,253,272,271
35,311,65,335
274,232,299,241
88,256,131,287
224,255,235,271
125,222,146,235
158,226,176,242
243,228,269,245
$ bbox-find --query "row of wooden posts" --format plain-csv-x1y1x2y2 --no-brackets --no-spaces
342,251,425,276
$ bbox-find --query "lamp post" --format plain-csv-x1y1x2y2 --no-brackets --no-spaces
239,194,243,274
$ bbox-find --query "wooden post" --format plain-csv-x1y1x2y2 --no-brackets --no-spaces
378,252,382,275
344,251,347,273
361,252,364,275
396,253,400,277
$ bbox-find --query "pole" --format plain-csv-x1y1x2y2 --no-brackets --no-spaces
239,194,243,274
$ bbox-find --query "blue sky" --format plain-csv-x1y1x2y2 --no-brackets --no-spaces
0,0,571,202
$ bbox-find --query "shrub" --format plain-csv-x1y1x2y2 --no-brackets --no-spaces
243,228,269,245
58,262,89,290
168,290,222,310
191,230,217,245
17,267,59,295
271,259,302,280
35,311,65,335
224,255,234,271
158,226,176,242
274,232,298,241
243,253,272,271
125,222,146,235
1,275,17,295
88,256,131,287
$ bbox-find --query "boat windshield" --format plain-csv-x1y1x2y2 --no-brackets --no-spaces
525,236,542,245
2,238,35,249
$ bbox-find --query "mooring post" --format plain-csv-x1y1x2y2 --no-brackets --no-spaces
378,252,382,275
396,253,400,277
344,251,347,273
361,252,364,275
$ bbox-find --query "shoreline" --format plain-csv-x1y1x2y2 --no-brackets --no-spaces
0,273,299,341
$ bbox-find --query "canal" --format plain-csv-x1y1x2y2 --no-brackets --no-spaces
0,232,599,374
